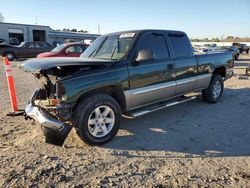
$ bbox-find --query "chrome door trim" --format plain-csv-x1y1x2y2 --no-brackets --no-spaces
124,81,176,109
176,77,196,85
197,74,212,79
132,81,176,95
124,73,212,110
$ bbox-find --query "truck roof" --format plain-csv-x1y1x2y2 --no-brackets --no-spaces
103,29,186,36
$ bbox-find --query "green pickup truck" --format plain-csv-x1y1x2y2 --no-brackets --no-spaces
22,30,234,146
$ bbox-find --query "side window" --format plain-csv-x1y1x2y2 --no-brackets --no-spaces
75,45,84,53
34,42,42,48
80,45,88,52
168,34,191,58
65,46,75,53
45,43,51,48
38,42,50,48
24,42,34,48
136,32,169,60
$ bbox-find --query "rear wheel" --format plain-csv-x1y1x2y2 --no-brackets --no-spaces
73,94,121,145
246,49,249,54
202,75,224,103
246,67,250,76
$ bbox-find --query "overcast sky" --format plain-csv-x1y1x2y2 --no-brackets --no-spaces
1,0,250,38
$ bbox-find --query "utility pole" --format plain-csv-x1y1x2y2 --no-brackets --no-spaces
98,24,100,34
221,34,224,46
0,12,4,22
35,16,38,24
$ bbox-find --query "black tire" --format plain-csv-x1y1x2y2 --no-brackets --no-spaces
4,52,15,61
73,94,121,145
246,49,249,54
246,68,250,76
202,75,224,104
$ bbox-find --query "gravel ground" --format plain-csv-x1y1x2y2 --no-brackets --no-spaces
0,54,250,187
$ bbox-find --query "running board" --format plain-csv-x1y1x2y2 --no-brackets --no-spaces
123,96,196,118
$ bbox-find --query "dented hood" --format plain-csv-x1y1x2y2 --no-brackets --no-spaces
21,57,113,73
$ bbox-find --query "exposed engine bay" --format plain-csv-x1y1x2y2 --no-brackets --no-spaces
31,65,97,122
21,57,113,123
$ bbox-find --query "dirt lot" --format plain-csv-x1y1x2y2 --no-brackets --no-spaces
0,54,250,187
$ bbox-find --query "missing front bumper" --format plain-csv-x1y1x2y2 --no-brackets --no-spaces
25,103,72,146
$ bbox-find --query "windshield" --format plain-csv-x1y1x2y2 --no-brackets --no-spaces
215,46,227,50
18,42,25,47
51,44,66,53
81,33,136,60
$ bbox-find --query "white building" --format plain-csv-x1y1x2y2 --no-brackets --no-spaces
0,22,100,45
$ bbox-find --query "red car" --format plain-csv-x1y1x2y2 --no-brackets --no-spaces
37,43,89,58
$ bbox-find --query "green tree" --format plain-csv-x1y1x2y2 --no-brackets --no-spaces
78,29,88,33
63,28,70,32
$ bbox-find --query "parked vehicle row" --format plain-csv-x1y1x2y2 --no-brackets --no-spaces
194,45,242,60
210,46,240,60
22,29,234,146
37,43,89,58
1,38,248,62
194,43,249,56
0,42,89,60
0,41,53,61
232,43,249,53
197,43,217,52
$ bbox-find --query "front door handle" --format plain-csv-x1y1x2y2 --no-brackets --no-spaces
160,63,175,77
167,63,174,70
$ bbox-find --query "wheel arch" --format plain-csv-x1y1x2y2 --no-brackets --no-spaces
74,86,127,113
212,66,226,78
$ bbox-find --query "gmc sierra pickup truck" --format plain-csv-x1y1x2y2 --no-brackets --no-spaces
22,30,234,146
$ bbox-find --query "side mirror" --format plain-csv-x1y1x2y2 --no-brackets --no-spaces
135,49,154,63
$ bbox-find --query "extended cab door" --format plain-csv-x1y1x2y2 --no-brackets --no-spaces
167,33,197,94
127,31,176,109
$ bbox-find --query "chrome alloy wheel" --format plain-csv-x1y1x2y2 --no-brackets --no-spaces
7,54,13,59
87,105,115,138
212,80,222,98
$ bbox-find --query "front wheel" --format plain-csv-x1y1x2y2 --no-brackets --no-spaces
73,94,121,145
4,52,15,61
202,75,224,103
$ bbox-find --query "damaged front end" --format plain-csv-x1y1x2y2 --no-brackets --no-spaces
22,58,112,146
21,58,110,146
25,71,74,146
25,99,72,146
